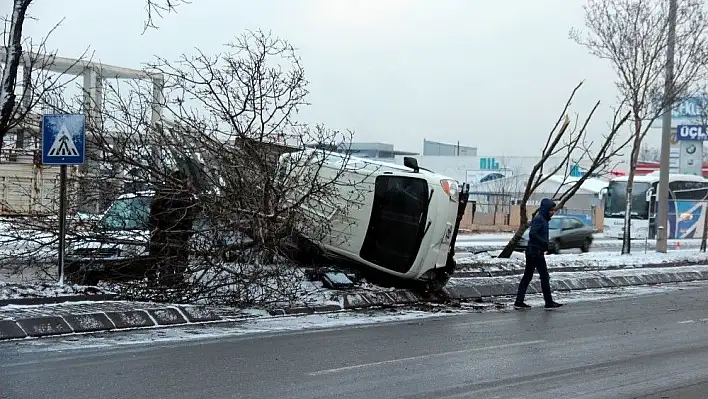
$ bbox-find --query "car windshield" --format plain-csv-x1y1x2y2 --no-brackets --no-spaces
100,195,153,230
549,218,562,230
604,181,651,218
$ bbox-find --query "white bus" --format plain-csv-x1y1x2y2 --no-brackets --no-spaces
601,171,708,239
279,149,470,291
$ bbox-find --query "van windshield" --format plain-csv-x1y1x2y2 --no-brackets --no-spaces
100,195,153,230
360,176,430,273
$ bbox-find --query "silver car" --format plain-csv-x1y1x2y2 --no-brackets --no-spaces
516,215,594,254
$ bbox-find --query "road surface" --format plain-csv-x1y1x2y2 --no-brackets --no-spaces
2,286,708,398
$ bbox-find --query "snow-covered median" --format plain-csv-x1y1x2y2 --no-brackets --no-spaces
456,249,708,272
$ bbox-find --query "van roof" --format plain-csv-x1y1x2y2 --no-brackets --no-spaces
284,148,457,182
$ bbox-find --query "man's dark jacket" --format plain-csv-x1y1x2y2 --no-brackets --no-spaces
526,198,556,255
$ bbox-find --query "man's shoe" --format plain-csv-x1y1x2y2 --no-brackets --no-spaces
544,302,563,309
514,302,531,309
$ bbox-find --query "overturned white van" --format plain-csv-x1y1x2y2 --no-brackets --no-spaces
279,149,469,291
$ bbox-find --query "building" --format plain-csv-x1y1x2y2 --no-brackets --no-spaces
465,174,607,229
348,142,418,161
309,142,418,162
422,139,477,156
634,161,708,177
393,154,595,185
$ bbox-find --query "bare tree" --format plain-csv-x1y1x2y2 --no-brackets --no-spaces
3,30,362,306
571,0,708,254
639,144,661,162
498,82,632,258
143,0,190,33
1,0,34,147
481,162,523,226
1,0,187,150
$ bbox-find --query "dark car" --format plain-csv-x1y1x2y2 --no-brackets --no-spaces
516,215,594,254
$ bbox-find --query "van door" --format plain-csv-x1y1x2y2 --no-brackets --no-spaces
359,175,430,273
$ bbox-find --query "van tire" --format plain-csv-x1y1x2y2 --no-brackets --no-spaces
419,271,450,293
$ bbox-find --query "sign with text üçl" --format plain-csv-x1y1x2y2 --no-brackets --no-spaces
676,125,708,141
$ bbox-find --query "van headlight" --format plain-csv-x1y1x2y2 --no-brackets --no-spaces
440,179,459,201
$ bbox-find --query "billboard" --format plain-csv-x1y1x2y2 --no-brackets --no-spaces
465,169,513,185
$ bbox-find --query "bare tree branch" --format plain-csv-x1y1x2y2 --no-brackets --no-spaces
498,82,632,258
142,0,190,34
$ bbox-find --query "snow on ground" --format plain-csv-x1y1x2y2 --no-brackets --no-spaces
457,249,708,271
457,233,517,241
0,281,113,301
10,281,706,353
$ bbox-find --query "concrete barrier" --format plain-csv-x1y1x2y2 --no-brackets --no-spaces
4,267,708,341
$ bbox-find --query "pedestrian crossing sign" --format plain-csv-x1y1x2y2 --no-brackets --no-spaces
41,114,85,165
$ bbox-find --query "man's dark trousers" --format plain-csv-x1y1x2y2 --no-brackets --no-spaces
515,250,553,304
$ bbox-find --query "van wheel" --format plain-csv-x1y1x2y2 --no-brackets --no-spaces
423,273,449,293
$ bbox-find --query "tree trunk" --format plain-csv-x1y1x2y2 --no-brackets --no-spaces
701,200,708,252
498,203,529,258
622,119,643,255
0,0,33,144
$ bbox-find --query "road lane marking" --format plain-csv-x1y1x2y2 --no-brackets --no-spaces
678,318,708,324
306,339,547,376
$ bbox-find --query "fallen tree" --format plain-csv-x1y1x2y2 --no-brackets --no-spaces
497,82,632,258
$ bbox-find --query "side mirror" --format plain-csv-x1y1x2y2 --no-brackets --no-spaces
403,157,420,173
645,188,653,202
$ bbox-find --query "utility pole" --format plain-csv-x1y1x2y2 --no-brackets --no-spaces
656,0,678,253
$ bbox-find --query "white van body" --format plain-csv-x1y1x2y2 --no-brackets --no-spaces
279,149,468,288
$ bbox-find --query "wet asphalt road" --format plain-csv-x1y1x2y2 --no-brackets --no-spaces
2,286,708,399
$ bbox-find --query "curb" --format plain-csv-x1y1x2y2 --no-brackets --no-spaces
453,260,708,278
456,241,700,253
3,267,708,341
447,268,708,300
0,304,224,341
0,290,450,341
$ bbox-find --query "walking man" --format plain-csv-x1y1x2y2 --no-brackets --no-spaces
514,198,563,309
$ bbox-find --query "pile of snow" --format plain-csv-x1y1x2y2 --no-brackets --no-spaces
0,281,114,301
457,249,708,271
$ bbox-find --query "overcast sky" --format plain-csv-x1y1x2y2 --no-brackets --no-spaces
20,0,640,157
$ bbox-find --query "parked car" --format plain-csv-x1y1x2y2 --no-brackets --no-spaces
516,215,594,254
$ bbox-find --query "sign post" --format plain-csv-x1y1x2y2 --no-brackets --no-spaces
41,114,86,285
676,125,707,176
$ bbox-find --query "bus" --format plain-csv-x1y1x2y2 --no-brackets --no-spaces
601,171,708,239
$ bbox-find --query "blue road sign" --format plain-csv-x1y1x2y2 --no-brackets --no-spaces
41,114,85,165
676,125,708,141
